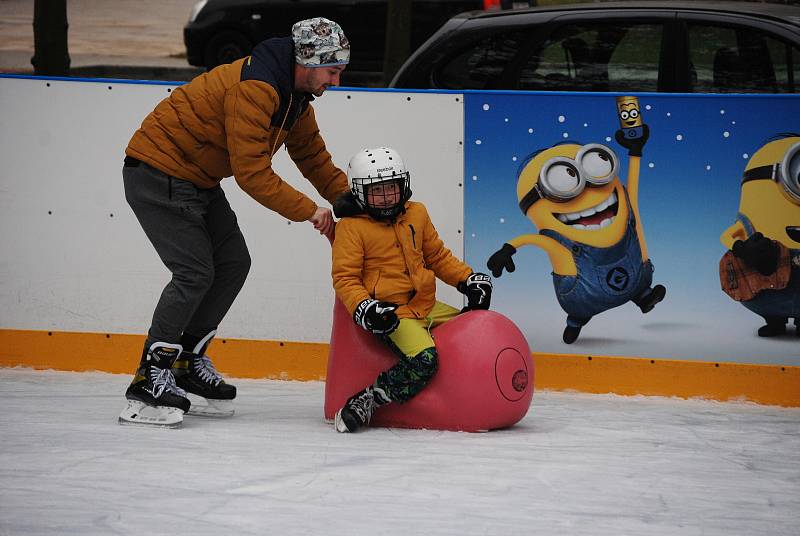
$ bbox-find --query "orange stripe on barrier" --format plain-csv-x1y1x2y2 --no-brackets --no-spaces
1,329,798,407
0,329,328,381
534,353,800,407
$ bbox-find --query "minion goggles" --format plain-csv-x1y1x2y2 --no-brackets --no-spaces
518,144,620,214
741,141,800,203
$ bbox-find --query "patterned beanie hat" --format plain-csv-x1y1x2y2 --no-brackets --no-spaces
292,17,350,67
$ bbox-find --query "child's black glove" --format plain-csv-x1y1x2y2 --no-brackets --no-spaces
732,232,780,276
487,243,516,277
458,272,493,311
354,299,399,335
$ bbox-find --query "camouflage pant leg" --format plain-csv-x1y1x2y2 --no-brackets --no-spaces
375,346,438,403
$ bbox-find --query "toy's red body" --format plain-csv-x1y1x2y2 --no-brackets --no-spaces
325,299,534,432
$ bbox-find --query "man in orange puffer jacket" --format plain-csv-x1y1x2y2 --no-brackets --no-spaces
119,17,351,428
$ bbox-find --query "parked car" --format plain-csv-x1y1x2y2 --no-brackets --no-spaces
390,1,800,93
184,0,532,71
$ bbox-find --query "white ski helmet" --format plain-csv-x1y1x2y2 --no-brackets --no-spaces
347,146,411,220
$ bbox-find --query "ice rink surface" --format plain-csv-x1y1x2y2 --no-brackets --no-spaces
1,368,798,536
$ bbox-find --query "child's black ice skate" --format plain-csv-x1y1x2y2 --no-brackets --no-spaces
173,352,237,417
335,386,390,433
119,342,190,429
335,387,377,433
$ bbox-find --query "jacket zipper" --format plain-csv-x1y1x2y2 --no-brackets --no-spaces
270,93,292,157
395,224,418,311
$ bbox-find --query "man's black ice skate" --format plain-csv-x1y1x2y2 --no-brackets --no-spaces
173,352,237,417
119,342,190,428
335,386,389,433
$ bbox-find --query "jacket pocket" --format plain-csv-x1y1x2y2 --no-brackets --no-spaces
363,270,381,298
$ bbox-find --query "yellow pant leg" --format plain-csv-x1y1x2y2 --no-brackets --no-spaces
427,301,461,328
387,301,460,357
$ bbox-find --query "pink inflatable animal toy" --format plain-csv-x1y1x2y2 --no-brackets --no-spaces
324,299,534,432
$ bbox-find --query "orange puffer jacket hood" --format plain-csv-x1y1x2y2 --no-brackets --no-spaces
125,37,348,222
332,196,473,319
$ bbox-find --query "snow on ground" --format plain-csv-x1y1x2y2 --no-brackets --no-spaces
1,368,798,535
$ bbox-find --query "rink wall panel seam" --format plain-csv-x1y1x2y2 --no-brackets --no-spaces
1,329,797,407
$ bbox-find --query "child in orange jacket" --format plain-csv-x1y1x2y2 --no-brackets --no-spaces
331,147,493,432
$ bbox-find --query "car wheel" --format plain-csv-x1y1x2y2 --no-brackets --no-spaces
204,31,251,70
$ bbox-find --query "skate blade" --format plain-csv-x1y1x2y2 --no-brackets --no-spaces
118,399,183,428
186,394,234,418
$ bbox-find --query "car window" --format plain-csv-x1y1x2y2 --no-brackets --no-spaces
607,24,663,91
434,31,529,89
796,47,800,90
516,22,663,92
764,38,797,92
688,23,798,93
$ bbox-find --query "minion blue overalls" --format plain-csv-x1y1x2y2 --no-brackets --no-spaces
540,201,658,329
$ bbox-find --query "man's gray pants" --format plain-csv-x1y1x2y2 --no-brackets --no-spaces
123,160,251,351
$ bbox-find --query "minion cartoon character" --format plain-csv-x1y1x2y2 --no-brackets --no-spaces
720,134,800,337
487,97,665,344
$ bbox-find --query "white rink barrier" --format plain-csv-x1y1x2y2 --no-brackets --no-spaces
0,76,465,342
2,75,798,407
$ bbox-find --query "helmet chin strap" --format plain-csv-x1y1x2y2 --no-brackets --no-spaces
364,188,412,221
365,202,404,221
